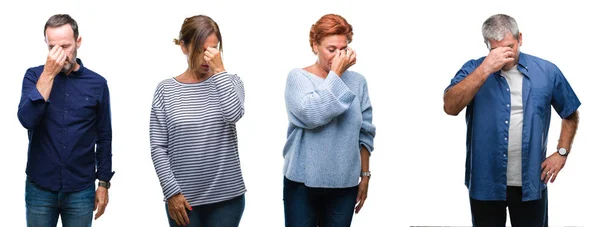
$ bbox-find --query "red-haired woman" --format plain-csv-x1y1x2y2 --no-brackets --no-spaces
282,14,376,227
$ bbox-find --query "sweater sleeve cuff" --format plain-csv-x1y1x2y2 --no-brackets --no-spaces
325,71,356,104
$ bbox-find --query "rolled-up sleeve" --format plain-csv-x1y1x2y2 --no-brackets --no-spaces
95,82,114,182
359,79,375,152
17,69,48,129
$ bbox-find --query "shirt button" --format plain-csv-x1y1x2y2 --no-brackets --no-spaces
65,110,68,113
66,93,69,96
503,154,507,157
506,104,510,107
504,137,508,141
506,88,509,91
505,120,509,124
63,146,66,149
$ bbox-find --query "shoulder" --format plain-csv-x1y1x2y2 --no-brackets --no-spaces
287,68,307,77
152,78,175,104
521,52,560,71
286,68,312,83
460,57,486,70
83,67,108,84
155,78,175,91
24,65,45,77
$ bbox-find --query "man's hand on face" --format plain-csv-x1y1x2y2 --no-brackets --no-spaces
43,45,67,77
481,46,514,75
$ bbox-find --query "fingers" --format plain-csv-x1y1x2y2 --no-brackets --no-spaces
204,47,220,59
57,49,67,64
206,47,219,54
174,205,190,226
541,164,550,181
175,210,184,226
182,209,190,226
541,162,561,183
354,200,364,214
94,203,106,220
168,195,191,226
333,49,342,60
543,168,554,184
348,49,357,66
355,180,368,214
48,45,59,56
354,191,367,214
94,192,108,220
550,170,559,183
540,160,548,170
94,198,98,211
204,50,214,59
185,200,193,211
356,188,363,204
168,209,179,226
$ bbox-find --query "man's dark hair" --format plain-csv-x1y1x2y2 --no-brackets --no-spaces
44,14,79,39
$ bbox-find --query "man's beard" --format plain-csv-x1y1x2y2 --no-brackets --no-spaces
61,49,77,73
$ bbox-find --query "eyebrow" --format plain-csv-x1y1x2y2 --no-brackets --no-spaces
326,45,347,49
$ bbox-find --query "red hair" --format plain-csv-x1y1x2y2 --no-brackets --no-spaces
309,14,354,53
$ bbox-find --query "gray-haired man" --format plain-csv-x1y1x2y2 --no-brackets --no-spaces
443,14,580,226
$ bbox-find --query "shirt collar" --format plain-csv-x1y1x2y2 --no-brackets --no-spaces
68,58,86,77
516,52,529,77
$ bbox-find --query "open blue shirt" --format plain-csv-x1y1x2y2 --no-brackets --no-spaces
446,52,580,201
18,59,114,192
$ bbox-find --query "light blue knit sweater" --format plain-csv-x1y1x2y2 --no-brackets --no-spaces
283,68,376,188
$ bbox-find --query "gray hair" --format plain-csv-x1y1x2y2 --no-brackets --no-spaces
481,14,519,49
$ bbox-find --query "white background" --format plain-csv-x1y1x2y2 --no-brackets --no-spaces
1,0,598,226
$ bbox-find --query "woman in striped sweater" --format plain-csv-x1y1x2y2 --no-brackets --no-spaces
150,15,246,227
282,14,376,227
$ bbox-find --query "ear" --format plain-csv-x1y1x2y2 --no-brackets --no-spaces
312,42,318,55
518,32,523,47
180,41,189,55
76,36,82,49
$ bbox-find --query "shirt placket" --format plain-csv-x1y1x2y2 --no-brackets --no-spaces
501,76,510,188
60,75,70,188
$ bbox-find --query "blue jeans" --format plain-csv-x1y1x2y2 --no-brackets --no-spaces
283,177,358,227
25,177,95,227
470,186,548,227
165,194,245,227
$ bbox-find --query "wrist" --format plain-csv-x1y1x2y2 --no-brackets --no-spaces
98,180,111,189
476,65,492,79
557,147,570,157
212,67,225,75
41,71,57,80
360,171,371,179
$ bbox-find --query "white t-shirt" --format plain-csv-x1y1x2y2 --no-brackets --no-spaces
501,65,524,187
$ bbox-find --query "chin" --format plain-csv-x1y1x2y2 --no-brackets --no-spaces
62,65,72,73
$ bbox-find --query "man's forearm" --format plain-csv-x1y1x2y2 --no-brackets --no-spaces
557,110,579,152
36,72,55,101
444,66,490,116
